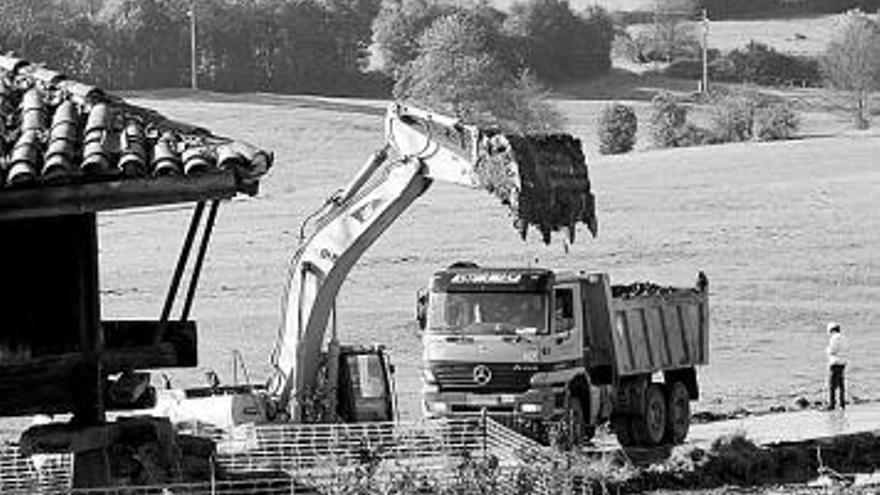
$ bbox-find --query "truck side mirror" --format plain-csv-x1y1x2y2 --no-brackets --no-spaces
415,288,428,331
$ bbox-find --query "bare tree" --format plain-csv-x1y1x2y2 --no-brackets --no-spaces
821,10,880,129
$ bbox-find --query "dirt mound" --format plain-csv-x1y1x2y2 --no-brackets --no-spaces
476,133,597,244
629,432,880,492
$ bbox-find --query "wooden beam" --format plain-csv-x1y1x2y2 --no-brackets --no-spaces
0,171,236,221
0,321,197,417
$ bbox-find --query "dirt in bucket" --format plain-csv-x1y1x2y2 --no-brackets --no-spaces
475,132,597,245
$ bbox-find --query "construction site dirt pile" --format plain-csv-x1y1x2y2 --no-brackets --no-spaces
476,133,597,244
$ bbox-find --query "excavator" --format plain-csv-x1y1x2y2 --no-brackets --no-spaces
151,102,596,428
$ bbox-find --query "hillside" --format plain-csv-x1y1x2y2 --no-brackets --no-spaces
626,13,841,55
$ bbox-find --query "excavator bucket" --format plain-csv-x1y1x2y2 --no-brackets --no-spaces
476,133,597,244
386,102,597,245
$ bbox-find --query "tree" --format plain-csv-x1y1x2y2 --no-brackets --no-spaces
636,0,700,62
97,0,188,88
394,12,563,133
372,0,450,76
821,10,880,129
0,0,57,56
503,0,613,82
0,0,101,81
191,0,264,92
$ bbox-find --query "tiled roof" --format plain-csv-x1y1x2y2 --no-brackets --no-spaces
0,55,272,197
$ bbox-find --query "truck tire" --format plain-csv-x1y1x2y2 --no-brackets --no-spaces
612,416,636,447
569,397,595,445
631,383,667,447
664,381,691,444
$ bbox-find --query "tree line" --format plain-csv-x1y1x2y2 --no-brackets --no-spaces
0,0,615,97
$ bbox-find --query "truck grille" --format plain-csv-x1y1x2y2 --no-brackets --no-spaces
429,362,536,393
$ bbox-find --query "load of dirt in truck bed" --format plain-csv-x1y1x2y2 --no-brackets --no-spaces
612,281,703,299
476,133,597,244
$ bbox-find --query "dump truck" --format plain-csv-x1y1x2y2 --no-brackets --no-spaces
418,265,709,447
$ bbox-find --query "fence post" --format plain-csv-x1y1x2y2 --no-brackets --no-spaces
210,453,217,495
481,407,488,459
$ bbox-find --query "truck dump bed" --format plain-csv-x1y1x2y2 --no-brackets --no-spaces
609,288,708,376
579,274,708,378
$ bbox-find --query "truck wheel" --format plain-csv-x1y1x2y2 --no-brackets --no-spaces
569,397,595,446
664,381,691,444
612,416,635,447
631,384,667,447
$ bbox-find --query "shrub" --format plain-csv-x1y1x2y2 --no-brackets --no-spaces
755,103,800,141
713,42,823,87
598,103,638,155
649,92,689,148
676,122,718,147
711,94,757,142
664,58,704,80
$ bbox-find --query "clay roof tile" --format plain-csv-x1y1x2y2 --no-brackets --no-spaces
0,55,273,200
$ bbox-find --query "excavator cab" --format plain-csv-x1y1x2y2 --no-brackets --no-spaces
335,346,395,422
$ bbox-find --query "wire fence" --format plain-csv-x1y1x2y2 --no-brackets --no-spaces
0,445,72,494
0,416,594,495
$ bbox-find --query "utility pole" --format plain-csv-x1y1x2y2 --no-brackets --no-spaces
701,8,710,94
189,0,198,90
653,0,660,69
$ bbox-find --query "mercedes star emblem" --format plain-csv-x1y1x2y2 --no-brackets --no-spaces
472,365,492,386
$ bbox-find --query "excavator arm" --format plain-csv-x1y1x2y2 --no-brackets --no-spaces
269,103,596,420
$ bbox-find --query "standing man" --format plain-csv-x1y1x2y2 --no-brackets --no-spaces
826,322,848,410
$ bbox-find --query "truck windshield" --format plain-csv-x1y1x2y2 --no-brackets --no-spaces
427,292,548,335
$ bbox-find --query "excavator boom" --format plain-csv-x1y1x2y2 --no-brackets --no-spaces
269,103,597,419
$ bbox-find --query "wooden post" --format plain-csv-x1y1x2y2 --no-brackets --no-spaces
70,213,111,488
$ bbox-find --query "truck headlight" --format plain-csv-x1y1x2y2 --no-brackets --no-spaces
426,401,448,414
520,403,542,414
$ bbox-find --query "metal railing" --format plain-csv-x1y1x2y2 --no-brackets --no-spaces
0,415,577,495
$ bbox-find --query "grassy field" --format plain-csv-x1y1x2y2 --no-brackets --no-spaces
628,13,843,56
97,89,880,422
705,14,842,55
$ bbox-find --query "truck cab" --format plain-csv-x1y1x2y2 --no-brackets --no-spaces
419,267,605,432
